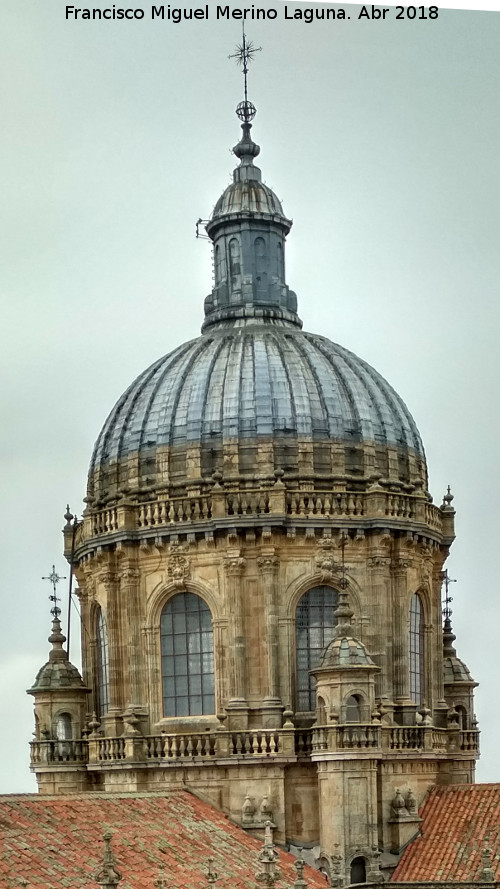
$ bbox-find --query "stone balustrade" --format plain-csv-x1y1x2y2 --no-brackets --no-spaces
312,724,381,752
31,725,478,771
460,729,480,752
30,739,89,765
145,732,216,759
73,488,445,554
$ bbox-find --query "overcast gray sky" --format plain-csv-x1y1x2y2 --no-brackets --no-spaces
1,2,499,792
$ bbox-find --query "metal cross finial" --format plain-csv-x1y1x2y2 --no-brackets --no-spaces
229,27,261,123
42,564,66,619
442,569,457,620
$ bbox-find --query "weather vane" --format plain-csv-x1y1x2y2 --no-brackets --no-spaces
42,564,66,619
229,27,261,124
441,568,457,620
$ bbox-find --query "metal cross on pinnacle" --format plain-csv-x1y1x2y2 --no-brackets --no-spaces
42,564,66,619
229,27,261,123
442,568,457,620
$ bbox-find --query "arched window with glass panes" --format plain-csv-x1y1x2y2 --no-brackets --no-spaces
409,593,425,705
95,607,110,719
295,586,338,712
160,592,215,717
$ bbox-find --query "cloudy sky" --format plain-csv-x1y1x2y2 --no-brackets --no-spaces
1,1,499,792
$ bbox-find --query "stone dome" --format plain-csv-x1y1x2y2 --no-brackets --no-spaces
88,321,425,502
319,635,376,669
28,619,88,692
444,656,475,685
443,617,475,685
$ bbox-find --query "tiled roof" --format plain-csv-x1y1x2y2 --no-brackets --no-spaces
0,790,327,889
392,784,500,882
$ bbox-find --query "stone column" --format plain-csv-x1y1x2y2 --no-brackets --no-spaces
366,555,392,705
98,566,124,736
223,554,249,729
213,617,229,716
391,558,416,724
258,553,283,727
118,565,142,707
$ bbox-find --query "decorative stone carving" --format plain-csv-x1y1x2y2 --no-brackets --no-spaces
405,788,418,816
167,544,190,588
391,788,408,819
260,795,273,822
122,710,141,736
223,556,246,575
98,571,116,594
242,792,256,825
391,558,412,571
95,831,122,887
367,556,391,569
257,556,279,573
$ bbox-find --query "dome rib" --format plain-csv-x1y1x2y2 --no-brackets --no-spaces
305,336,364,440
290,335,334,436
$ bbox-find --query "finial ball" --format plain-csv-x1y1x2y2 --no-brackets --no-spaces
236,100,256,122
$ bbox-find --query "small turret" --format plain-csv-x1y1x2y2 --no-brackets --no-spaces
27,611,90,793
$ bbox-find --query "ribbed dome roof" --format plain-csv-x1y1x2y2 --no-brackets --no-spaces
28,619,88,693
89,322,424,477
444,655,475,685
319,635,376,668
212,179,286,219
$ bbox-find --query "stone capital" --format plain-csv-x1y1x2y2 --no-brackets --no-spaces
257,555,279,573
223,556,246,576
367,556,391,569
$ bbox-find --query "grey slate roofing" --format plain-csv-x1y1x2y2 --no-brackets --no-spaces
90,320,424,472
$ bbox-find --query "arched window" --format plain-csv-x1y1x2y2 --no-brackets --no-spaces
409,593,425,705
350,857,366,884
296,586,338,712
229,238,241,291
96,607,110,718
456,704,468,730
345,694,362,723
55,713,72,741
160,592,215,717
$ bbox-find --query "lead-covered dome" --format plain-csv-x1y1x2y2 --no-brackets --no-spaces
88,321,425,504
86,106,427,506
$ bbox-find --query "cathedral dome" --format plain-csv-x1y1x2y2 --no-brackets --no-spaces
86,105,426,505
88,323,425,503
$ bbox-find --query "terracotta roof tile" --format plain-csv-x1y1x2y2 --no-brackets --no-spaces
392,784,500,883
0,790,326,889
